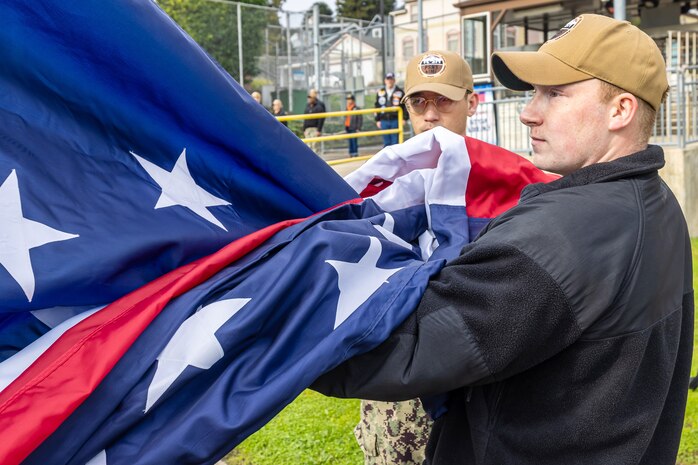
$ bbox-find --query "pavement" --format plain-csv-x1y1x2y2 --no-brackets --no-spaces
321,146,379,177
330,158,367,177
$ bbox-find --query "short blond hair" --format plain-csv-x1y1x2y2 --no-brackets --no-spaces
598,81,660,143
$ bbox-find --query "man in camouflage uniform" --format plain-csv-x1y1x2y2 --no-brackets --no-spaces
355,399,432,464
358,50,480,465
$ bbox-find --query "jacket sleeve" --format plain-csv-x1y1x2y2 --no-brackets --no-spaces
302,105,309,130
316,102,326,132
374,91,382,122
312,241,578,401
400,99,408,120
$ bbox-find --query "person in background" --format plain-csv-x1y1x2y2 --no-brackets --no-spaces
251,91,262,105
272,99,287,127
345,94,363,158
314,15,693,465
374,72,408,147
303,88,326,153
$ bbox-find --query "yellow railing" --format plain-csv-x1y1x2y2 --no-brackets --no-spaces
276,106,405,145
326,155,373,166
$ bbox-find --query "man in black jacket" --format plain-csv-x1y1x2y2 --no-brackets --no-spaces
314,14,694,465
303,88,326,153
375,72,408,147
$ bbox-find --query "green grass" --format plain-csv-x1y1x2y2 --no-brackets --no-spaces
677,237,698,464
229,238,698,465
225,390,362,465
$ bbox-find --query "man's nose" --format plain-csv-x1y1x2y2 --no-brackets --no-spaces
422,101,440,120
520,95,542,127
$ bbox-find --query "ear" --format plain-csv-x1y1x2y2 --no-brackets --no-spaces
466,92,479,117
608,93,639,132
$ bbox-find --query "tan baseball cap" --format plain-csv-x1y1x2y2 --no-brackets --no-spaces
402,50,474,102
492,14,668,111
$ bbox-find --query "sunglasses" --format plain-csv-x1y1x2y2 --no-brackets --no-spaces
405,95,457,115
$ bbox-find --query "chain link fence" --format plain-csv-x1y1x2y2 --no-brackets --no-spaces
469,67,698,158
159,1,698,158
158,0,396,155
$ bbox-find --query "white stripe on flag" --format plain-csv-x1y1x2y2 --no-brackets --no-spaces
345,127,470,210
0,306,104,393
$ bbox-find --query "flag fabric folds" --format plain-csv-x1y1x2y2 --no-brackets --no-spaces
0,1,559,464
0,0,356,314
1,126,554,465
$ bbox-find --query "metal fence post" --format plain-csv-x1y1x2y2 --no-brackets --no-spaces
417,0,424,53
237,3,243,84
286,11,293,112
679,68,685,149
613,0,626,20
312,4,322,155
313,4,321,95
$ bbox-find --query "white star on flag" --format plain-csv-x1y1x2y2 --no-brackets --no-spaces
417,228,439,261
326,236,403,329
374,212,437,260
131,148,231,231
0,170,79,302
86,450,107,465
0,306,102,393
373,213,413,251
144,298,250,413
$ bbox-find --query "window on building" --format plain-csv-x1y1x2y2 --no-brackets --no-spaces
403,36,415,59
493,24,518,50
462,13,490,79
505,26,517,48
410,5,417,22
447,30,459,53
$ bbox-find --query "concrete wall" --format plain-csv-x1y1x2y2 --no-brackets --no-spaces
661,143,698,237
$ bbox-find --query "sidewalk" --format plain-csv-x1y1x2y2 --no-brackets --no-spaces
331,158,367,177
322,144,381,177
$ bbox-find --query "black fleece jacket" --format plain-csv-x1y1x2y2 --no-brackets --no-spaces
313,145,694,465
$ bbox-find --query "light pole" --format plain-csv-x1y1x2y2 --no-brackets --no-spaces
380,0,386,76
417,0,424,53
313,4,321,96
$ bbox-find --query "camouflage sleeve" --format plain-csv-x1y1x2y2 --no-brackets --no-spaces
354,398,433,465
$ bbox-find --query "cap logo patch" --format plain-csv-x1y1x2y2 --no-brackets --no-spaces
548,16,582,42
418,54,446,77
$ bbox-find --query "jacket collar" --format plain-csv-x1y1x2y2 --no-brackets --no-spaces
520,145,665,201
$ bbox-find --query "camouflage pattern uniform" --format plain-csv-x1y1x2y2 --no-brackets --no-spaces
354,399,433,465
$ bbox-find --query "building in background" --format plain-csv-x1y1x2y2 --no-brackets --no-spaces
320,31,383,90
391,0,462,83
174,0,698,232
450,0,698,234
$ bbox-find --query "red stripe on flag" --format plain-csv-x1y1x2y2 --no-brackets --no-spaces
464,137,559,218
0,217,308,465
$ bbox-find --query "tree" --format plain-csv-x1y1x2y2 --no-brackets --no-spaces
313,1,334,20
336,0,396,22
158,0,277,84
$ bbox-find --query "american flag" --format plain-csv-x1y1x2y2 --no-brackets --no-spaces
0,1,555,463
